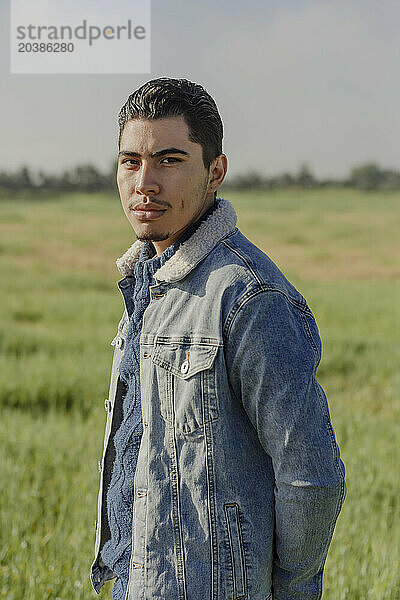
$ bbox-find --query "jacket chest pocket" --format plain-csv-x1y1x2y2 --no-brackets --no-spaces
151,342,219,434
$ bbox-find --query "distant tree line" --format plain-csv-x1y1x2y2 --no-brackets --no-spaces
222,163,400,192
0,162,118,196
1,161,400,196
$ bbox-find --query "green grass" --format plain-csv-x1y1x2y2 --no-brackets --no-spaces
1,190,399,598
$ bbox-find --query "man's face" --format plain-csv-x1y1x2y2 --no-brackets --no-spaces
117,116,225,255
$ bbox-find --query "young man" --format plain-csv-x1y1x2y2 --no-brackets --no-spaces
90,77,346,600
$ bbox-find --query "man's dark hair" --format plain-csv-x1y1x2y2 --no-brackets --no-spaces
118,77,223,171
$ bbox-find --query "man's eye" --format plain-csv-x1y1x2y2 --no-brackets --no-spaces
161,157,181,164
123,159,139,166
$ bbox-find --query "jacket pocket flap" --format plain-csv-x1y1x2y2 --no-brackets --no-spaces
152,343,218,379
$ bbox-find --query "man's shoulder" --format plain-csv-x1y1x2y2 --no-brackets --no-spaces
207,227,308,308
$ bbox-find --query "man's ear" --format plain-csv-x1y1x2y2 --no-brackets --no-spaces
208,154,228,194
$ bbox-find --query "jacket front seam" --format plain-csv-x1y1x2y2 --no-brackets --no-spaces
168,372,188,600
202,374,219,600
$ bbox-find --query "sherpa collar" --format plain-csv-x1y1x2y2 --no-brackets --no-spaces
115,197,237,283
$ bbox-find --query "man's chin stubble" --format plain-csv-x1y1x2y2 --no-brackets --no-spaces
136,232,171,242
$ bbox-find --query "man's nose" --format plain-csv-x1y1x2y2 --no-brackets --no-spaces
135,163,160,196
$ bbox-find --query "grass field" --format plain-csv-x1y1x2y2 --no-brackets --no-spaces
0,189,399,599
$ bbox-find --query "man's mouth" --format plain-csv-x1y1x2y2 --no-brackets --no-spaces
131,208,166,221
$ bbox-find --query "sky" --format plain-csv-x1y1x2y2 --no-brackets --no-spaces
1,0,399,180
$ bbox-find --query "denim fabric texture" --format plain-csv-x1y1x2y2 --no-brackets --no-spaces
90,197,346,600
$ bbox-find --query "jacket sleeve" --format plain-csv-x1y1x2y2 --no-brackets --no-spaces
224,289,346,600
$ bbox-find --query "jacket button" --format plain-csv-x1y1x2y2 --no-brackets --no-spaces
98,460,102,473
115,337,124,350
104,398,110,411
180,359,190,374
137,489,147,497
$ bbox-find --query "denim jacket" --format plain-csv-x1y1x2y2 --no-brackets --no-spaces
90,197,346,600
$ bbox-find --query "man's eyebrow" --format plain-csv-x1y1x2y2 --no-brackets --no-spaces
118,148,190,159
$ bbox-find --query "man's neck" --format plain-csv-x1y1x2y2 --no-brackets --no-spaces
153,197,216,257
